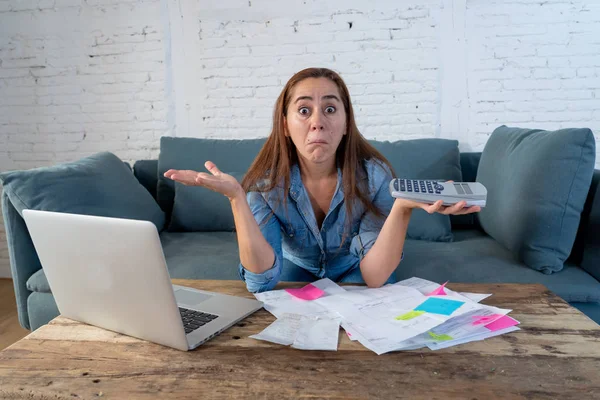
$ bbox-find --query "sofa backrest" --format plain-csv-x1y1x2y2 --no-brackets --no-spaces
133,152,600,275
133,151,490,231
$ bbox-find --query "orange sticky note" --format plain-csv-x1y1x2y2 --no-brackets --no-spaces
285,283,325,301
426,281,448,296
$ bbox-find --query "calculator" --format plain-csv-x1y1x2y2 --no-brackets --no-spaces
389,179,487,207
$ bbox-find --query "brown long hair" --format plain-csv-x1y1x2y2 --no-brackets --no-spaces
242,67,396,225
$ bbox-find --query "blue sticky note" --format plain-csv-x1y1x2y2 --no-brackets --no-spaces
414,297,464,316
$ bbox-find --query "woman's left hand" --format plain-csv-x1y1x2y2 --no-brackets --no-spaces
393,198,480,215
393,180,481,215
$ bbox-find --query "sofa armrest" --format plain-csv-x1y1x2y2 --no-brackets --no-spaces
579,170,600,281
1,190,42,330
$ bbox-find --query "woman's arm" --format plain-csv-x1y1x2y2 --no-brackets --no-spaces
230,192,275,274
164,161,279,280
354,165,479,288
358,201,412,287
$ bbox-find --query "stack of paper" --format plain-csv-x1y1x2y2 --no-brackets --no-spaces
251,277,520,355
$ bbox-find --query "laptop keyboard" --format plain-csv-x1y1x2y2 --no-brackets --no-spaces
179,307,219,334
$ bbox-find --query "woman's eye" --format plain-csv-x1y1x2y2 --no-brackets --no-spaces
325,106,336,113
299,107,310,115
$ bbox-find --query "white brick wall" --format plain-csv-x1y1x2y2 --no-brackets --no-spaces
0,0,168,276
168,0,599,156
465,0,600,150
168,0,444,140
1,0,599,277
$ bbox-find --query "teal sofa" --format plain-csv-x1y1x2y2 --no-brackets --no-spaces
3,128,600,331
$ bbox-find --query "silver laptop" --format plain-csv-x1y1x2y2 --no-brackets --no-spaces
22,209,263,351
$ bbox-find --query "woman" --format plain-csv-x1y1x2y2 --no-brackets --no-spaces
164,67,479,292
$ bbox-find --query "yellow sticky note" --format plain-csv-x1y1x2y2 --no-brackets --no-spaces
428,332,453,341
395,310,425,320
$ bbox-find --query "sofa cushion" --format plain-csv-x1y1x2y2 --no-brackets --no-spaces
0,152,165,231
27,291,59,331
371,139,462,242
157,137,266,217
581,170,600,282
160,231,242,279
450,152,482,229
25,230,243,295
397,230,600,303
26,269,50,293
169,173,244,232
476,125,596,274
133,159,159,199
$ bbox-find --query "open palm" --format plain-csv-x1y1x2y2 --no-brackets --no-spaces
163,161,243,200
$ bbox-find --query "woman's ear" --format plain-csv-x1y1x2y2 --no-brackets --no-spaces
283,115,289,137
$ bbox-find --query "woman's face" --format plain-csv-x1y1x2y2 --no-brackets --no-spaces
284,77,347,167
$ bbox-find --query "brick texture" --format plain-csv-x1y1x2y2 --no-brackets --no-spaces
1,0,599,277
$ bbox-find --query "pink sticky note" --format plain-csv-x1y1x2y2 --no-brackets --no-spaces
285,283,325,301
472,314,503,326
426,281,448,296
485,315,519,332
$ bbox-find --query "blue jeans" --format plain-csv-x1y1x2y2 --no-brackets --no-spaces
280,259,397,285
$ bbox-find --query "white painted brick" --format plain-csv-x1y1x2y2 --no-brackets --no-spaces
0,1,12,11
1,0,600,276
10,0,37,10
534,90,593,100
503,79,562,91
0,96,36,106
567,100,600,112
493,46,536,59
561,78,600,90
35,85,83,96
38,0,55,9
568,55,600,67
534,111,594,122
577,68,598,78
537,44,600,57
54,0,81,7
532,68,576,79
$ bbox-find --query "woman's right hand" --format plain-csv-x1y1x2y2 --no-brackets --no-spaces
163,161,244,201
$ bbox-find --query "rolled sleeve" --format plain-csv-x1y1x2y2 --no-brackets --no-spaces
238,191,283,293
350,162,400,262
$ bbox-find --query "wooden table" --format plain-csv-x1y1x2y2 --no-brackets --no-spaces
0,281,599,399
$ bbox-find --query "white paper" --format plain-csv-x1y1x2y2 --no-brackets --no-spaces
254,278,344,320
251,277,516,355
310,278,347,296
292,319,340,351
459,292,492,303
249,313,306,345
428,326,520,350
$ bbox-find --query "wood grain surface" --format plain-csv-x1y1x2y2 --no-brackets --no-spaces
0,281,598,400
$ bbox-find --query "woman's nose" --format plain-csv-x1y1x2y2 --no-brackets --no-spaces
310,112,325,131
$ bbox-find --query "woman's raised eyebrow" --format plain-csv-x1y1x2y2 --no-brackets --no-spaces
294,95,341,104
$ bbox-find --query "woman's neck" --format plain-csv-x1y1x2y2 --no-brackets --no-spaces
298,157,337,182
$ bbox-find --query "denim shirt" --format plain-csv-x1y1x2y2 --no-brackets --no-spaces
238,159,399,293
